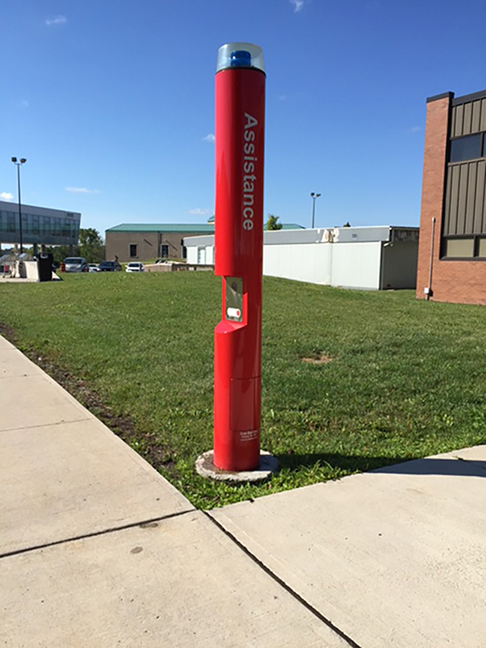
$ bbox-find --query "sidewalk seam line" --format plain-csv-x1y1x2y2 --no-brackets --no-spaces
0,417,91,434
0,508,195,560
0,372,41,380
204,511,363,648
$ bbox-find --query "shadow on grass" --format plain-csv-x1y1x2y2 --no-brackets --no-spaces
277,452,486,478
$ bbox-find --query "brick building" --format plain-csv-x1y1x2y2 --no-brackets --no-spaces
416,90,486,305
105,223,214,263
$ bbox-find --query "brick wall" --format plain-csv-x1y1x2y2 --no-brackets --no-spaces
416,94,486,306
105,231,208,263
105,232,159,262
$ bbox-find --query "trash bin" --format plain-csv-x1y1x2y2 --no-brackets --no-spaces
37,253,54,282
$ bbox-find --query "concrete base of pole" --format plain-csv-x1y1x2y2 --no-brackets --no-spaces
195,450,279,483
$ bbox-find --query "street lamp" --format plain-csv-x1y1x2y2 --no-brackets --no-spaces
11,157,27,254
310,192,321,229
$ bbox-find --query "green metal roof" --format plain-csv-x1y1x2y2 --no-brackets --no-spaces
279,223,305,230
106,223,215,233
106,222,304,233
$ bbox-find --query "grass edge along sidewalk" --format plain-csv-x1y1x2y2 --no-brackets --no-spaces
1,271,485,509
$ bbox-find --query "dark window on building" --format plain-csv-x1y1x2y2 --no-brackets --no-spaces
160,244,169,258
52,219,61,236
61,219,71,237
7,214,16,233
450,134,482,162
182,245,187,259
0,211,7,234
31,215,40,235
42,217,50,236
129,244,137,258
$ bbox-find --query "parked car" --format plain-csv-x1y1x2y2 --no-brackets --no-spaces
98,261,121,272
88,263,99,273
125,262,144,273
63,257,88,273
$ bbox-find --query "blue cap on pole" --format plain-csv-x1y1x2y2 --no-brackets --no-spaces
216,42,265,73
230,50,252,67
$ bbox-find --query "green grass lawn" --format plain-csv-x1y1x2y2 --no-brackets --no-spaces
1,271,485,508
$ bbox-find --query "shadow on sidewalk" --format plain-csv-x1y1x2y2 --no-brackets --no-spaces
373,456,486,477
277,452,486,478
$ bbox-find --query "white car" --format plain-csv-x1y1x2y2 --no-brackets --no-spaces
125,262,144,273
88,263,99,273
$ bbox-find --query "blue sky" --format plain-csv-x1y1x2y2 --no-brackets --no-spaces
2,0,486,236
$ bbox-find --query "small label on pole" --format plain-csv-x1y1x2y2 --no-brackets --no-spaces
240,429,258,442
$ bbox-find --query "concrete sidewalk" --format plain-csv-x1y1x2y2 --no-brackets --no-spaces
1,333,485,647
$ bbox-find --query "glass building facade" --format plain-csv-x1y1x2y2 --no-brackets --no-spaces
0,201,81,246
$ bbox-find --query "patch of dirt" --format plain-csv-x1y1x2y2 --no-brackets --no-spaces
0,322,178,477
0,322,17,343
301,353,335,365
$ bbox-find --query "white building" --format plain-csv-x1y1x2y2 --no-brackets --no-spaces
184,226,419,290
185,234,215,266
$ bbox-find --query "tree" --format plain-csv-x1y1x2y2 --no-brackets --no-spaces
46,244,80,266
265,214,283,231
42,228,104,266
79,228,105,263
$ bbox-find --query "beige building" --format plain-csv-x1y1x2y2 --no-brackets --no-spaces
105,223,215,263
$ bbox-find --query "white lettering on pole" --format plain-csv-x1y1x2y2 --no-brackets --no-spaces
240,429,258,441
243,113,258,231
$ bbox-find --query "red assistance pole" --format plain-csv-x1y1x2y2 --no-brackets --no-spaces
213,43,266,471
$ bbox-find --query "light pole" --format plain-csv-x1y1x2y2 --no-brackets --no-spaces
11,157,27,254
310,192,321,229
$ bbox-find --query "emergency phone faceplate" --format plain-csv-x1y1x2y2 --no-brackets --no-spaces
225,277,243,322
